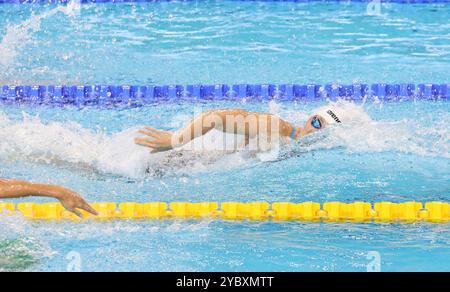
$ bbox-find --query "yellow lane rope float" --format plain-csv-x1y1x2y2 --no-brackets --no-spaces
0,201,449,223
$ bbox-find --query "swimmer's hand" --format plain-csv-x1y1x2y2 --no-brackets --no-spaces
55,187,98,218
135,126,175,153
0,179,98,218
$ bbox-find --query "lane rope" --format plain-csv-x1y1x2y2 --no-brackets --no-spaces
0,83,448,106
1,201,449,222
0,0,449,4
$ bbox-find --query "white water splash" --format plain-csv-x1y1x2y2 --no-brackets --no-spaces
269,100,450,159
0,113,149,177
0,101,448,178
300,102,449,159
0,1,80,67
63,0,81,18
0,112,252,178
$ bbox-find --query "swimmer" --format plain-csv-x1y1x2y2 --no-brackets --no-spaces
0,178,97,217
135,106,345,153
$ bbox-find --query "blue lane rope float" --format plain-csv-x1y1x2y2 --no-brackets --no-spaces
0,0,449,4
0,83,448,106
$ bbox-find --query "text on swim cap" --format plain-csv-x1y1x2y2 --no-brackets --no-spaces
327,110,342,123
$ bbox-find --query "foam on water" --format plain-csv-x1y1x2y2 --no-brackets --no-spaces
311,102,449,158
0,101,448,179
0,111,252,178
274,101,450,159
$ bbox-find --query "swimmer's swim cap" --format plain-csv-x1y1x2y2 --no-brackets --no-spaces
313,106,348,125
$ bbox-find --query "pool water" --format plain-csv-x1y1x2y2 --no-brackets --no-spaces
1,1,449,84
0,1,449,271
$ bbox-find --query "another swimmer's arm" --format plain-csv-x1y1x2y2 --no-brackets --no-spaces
0,179,98,217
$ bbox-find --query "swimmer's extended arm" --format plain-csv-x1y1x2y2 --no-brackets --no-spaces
135,109,309,153
0,179,98,217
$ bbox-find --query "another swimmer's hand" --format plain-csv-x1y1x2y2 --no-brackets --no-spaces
0,179,97,218
55,187,98,218
135,126,175,153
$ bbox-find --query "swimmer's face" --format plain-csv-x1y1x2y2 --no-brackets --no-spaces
302,115,327,136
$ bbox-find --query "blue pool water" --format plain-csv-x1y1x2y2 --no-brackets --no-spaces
0,1,449,84
0,1,449,271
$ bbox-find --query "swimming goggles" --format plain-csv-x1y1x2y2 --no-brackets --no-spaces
290,117,322,140
311,116,322,129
